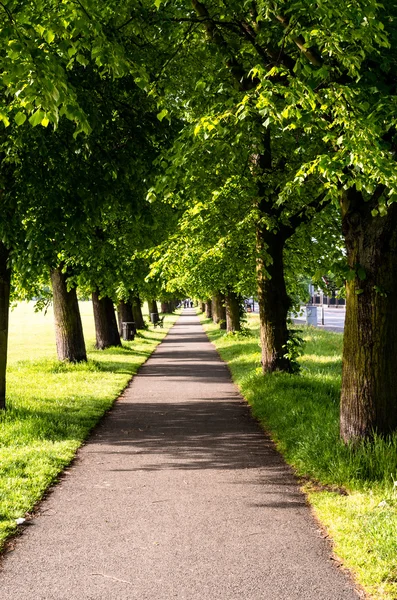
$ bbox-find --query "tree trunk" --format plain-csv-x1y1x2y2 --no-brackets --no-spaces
213,293,226,329
200,302,205,313
51,267,87,362
0,242,10,409
92,291,121,350
219,297,227,329
340,191,397,441
205,300,212,319
148,299,159,319
212,295,219,323
117,300,134,335
225,291,241,333
131,295,145,330
256,229,292,373
161,301,172,313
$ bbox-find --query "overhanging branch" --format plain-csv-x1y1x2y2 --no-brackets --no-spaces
276,14,323,67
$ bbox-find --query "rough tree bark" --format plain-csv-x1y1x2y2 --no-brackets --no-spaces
0,242,10,409
253,128,293,373
51,267,87,362
219,300,227,330
92,291,121,350
200,302,205,313
225,291,241,333
340,190,397,441
117,300,134,335
205,299,212,319
212,293,226,329
131,295,145,330
148,299,159,319
257,228,292,373
161,301,172,313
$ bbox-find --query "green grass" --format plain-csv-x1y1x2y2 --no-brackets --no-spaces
0,301,179,548
201,313,397,600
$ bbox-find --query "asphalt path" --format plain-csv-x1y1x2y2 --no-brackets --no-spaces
0,309,360,599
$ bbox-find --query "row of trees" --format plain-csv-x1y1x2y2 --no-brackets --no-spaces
0,2,183,408
0,1,396,443
143,0,397,443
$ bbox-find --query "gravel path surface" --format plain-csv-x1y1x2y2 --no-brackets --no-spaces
0,309,361,599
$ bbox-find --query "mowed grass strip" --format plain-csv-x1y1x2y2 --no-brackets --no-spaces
201,313,397,600
0,302,178,549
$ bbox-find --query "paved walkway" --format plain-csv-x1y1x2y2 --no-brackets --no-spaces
0,310,360,599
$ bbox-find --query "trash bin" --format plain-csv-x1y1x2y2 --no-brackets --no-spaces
122,321,136,341
306,304,318,327
150,313,159,324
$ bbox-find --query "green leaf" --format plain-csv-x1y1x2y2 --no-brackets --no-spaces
44,30,55,44
357,266,366,281
76,54,89,67
157,109,168,122
0,112,10,127
14,112,27,126
154,0,163,8
346,269,356,282
29,110,45,127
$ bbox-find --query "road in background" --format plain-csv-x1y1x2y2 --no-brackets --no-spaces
292,305,345,331
247,302,345,332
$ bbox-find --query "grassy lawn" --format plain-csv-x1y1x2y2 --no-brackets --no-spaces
201,313,397,600
0,301,179,549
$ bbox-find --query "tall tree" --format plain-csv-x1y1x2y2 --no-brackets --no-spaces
131,295,145,330
92,291,122,349
117,300,135,335
51,267,87,362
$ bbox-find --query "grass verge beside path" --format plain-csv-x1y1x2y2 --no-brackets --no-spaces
200,312,397,600
0,302,179,550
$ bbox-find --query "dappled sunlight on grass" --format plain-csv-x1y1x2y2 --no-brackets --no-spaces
301,353,342,364
308,490,397,600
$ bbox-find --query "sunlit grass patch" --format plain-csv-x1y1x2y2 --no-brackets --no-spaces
200,312,397,599
0,302,179,549
308,491,397,600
